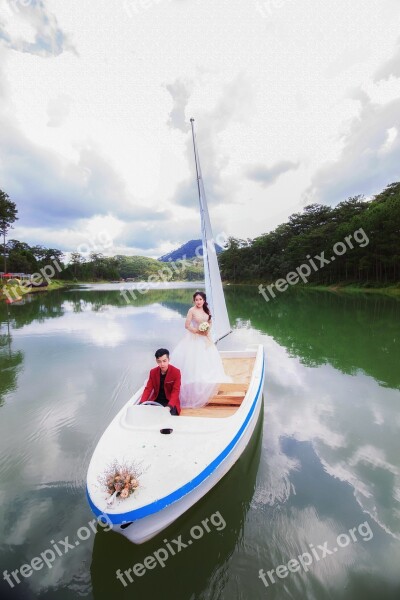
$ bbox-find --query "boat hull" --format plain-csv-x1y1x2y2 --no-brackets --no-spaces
86,346,265,544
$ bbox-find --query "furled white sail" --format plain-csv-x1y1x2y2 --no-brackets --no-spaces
190,119,231,343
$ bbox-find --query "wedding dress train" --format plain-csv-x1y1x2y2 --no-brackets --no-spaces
170,317,231,409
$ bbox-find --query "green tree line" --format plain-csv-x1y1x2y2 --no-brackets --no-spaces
65,252,203,281
219,182,400,286
3,241,203,282
3,181,399,287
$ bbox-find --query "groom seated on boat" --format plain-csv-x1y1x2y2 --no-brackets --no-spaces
139,348,181,415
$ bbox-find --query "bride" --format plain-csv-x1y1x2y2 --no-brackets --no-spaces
170,291,231,408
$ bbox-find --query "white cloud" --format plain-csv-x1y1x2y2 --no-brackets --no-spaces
0,0,76,57
165,78,192,132
1,0,400,254
246,160,299,187
374,37,400,82
46,93,72,127
305,94,400,205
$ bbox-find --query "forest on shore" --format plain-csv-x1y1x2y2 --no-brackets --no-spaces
3,245,203,282
219,182,400,287
2,181,400,288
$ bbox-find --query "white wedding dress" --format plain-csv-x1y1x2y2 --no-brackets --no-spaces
170,315,231,408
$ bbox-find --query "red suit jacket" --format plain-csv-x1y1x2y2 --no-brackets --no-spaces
139,364,181,415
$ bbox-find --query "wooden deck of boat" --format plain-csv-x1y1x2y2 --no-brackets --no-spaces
180,356,255,418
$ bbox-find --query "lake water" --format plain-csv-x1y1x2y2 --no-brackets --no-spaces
0,284,399,600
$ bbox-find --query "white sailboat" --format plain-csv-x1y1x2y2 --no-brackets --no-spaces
86,120,265,544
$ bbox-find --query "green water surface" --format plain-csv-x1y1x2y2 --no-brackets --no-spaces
0,285,399,600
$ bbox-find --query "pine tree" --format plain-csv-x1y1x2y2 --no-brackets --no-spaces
0,190,18,273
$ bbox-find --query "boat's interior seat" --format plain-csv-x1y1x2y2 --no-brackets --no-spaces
180,406,238,418
180,383,248,418
180,356,255,418
207,382,248,406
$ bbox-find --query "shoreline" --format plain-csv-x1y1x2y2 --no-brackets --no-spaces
0,279,204,302
222,281,400,297
0,280,70,302
306,283,400,297
2,280,400,303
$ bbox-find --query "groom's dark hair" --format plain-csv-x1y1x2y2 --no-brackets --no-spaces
155,348,169,359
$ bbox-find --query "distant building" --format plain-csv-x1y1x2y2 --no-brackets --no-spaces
1,273,32,281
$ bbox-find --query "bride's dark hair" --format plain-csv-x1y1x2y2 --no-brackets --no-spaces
193,291,211,321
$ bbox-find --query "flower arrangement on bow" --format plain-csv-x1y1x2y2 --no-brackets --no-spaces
99,460,141,500
198,321,210,333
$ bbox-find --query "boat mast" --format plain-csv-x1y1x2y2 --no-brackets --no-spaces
190,118,203,218
190,118,211,304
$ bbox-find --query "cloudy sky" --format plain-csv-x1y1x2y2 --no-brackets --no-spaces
0,0,400,259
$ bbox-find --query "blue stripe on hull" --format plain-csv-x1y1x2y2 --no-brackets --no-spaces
87,352,265,524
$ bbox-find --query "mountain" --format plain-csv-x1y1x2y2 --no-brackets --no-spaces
158,239,223,262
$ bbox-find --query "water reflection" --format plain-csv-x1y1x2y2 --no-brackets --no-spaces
90,410,263,600
1,286,399,599
0,304,24,407
225,286,400,390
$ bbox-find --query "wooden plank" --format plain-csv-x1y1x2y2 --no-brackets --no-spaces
216,392,246,399
216,383,248,393
207,396,243,406
180,406,238,418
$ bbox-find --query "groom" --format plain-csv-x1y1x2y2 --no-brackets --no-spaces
139,348,181,415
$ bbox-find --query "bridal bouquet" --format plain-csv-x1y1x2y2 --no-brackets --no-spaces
99,460,140,500
198,321,210,333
